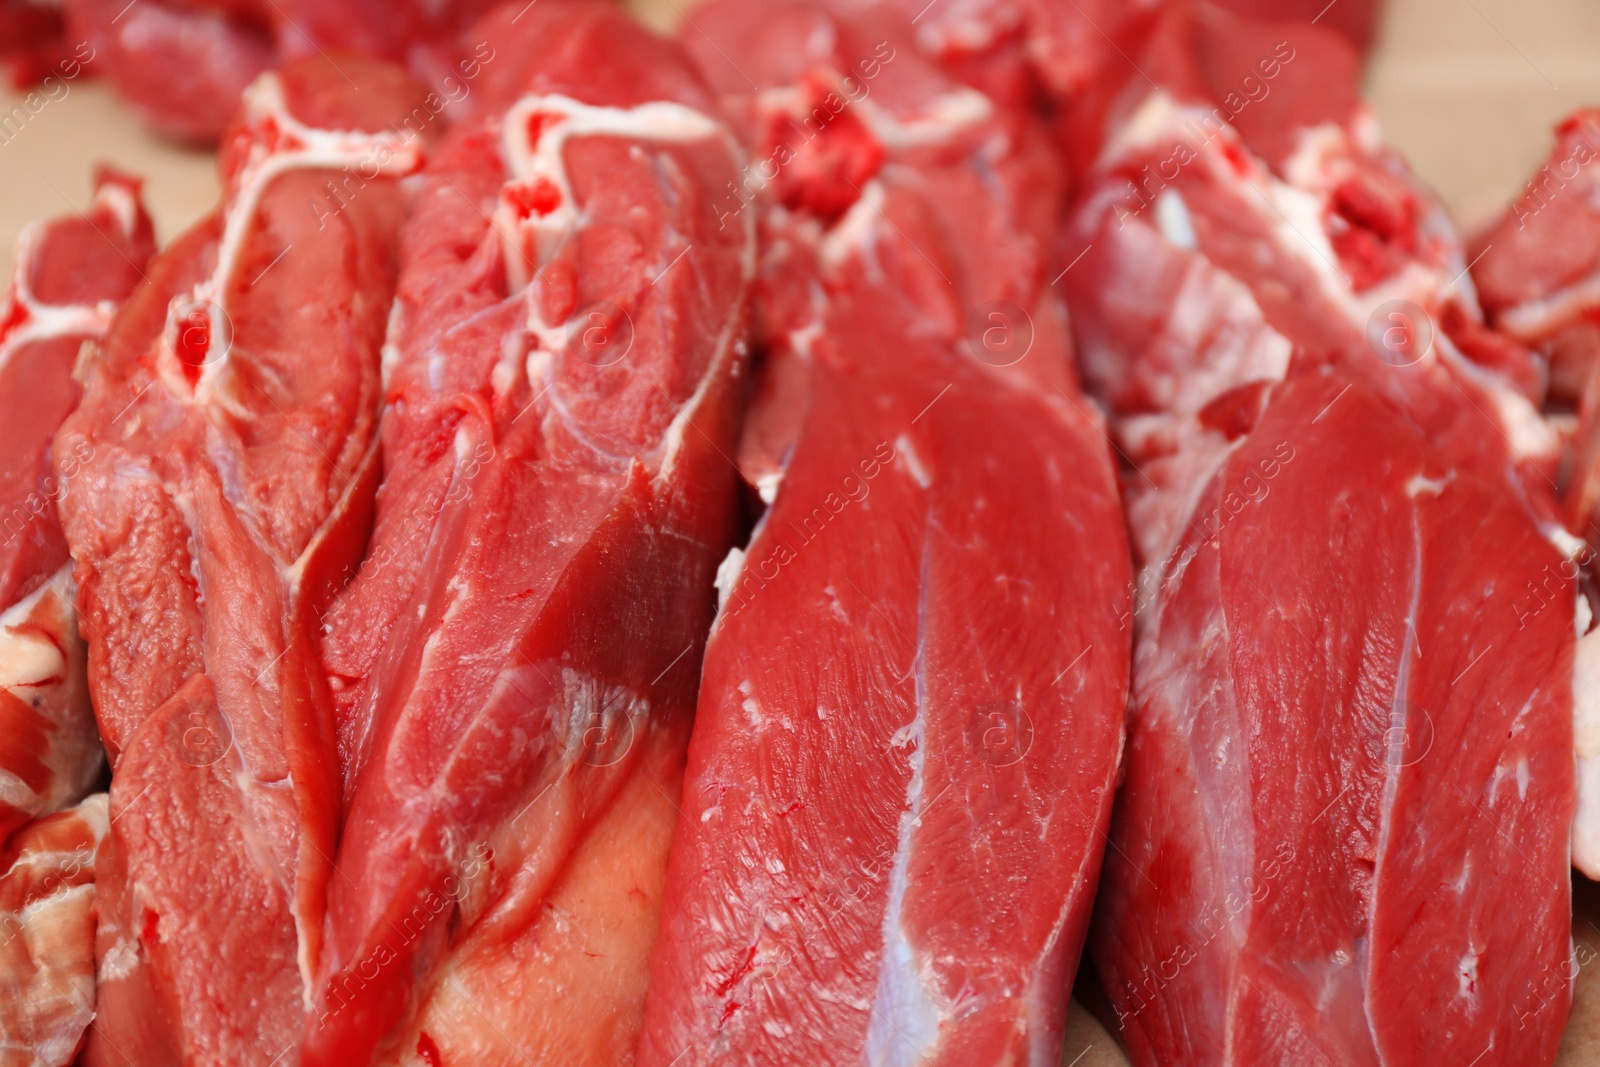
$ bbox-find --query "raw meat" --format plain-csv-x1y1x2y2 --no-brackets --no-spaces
874,0,1377,162
65,0,502,141
0,794,108,1067
307,2,753,1063
0,171,151,843
0,0,71,87
637,3,1131,1065
53,54,429,1066
1471,111,1600,881
1062,10,1576,1065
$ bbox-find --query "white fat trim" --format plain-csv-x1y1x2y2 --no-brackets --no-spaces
894,434,930,488
380,297,406,389
1574,627,1600,761
1550,525,1588,561
0,220,118,375
714,547,746,612
851,87,993,150
159,72,425,403
821,180,885,271
0,577,70,691
756,472,782,506
1405,474,1449,498
1498,271,1600,343
1155,189,1196,250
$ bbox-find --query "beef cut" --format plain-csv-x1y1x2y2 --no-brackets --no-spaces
1470,110,1600,881
1062,9,1576,1065
306,2,754,1063
64,0,501,141
0,173,152,1067
637,3,1131,1064
53,54,429,1066
1,172,150,843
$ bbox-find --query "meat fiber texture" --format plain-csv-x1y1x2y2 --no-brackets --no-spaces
1,172,150,845
1471,112,1600,883
63,0,503,142
52,54,430,1067
306,3,754,1064
635,3,1131,1065
1062,8,1578,1066
0,174,152,1067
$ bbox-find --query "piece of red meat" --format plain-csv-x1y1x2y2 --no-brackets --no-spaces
869,0,1377,161
0,793,108,1067
636,3,1131,1065
1470,111,1600,885
305,3,754,1064
1062,13,1576,1065
53,54,429,1066
64,0,502,142
0,172,151,844
0,0,72,86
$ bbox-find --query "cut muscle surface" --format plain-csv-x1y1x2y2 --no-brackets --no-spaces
1064,11,1576,1065
308,2,754,1064
637,3,1131,1065
54,55,429,1066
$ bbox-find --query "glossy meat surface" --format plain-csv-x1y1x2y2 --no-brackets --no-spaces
1064,11,1577,1065
54,54,428,1066
309,3,754,1063
638,3,1131,1064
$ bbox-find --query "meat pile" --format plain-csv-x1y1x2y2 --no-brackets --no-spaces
2,0,1599,1065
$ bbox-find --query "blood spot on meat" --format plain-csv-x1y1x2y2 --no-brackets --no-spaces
507,177,563,220
174,306,212,385
525,111,563,149
416,1031,443,1067
0,298,27,335
140,908,161,947
713,943,760,998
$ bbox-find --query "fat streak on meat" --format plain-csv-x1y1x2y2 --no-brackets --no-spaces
307,2,754,1063
53,54,429,1066
637,3,1131,1065
1062,8,1575,1065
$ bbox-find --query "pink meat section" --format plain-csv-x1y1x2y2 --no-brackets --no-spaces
638,3,1131,1065
53,55,428,1067
308,2,752,1064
